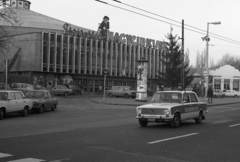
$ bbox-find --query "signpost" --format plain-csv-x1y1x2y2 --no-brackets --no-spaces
136,60,148,102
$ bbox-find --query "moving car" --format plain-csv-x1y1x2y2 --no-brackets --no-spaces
51,85,73,96
224,90,239,97
25,90,58,114
136,91,207,128
213,89,225,98
66,85,81,95
106,86,136,98
0,90,32,120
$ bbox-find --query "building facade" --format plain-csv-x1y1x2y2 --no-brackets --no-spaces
210,65,240,92
0,0,165,94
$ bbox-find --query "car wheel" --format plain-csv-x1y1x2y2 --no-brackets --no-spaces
124,93,130,98
64,92,69,96
214,95,217,98
38,105,44,114
22,107,29,117
195,112,203,124
108,93,113,98
234,95,237,98
138,119,148,127
170,113,181,128
51,104,57,111
0,108,4,120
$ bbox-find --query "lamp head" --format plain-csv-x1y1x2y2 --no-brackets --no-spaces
209,22,221,25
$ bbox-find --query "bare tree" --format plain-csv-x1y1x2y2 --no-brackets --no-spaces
0,1,21,56
214,53,240,70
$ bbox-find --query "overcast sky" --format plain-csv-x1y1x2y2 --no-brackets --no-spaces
31,0,240,66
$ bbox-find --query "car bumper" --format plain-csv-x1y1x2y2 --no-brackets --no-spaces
136,114,173,121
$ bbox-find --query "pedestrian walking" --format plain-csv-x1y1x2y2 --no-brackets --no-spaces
207,87,214,104
98,85,102,95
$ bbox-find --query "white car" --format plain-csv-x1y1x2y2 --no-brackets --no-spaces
0,90,33,120
136,91,207,128
224,90,239,97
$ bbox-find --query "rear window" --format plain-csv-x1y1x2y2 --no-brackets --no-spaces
25,91,45,98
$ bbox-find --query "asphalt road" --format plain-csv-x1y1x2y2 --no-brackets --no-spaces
0,96,240,162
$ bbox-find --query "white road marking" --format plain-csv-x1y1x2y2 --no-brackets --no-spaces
229,123,240,128
147,133,199,144
6,158,45,162
0,153,13,158
208,119,232,125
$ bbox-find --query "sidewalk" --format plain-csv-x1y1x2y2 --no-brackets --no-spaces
91,96,240,107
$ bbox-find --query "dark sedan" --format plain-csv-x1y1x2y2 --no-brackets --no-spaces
25,90,58,114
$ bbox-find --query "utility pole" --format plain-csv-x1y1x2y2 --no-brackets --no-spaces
5,59,8,90
182,20,184,90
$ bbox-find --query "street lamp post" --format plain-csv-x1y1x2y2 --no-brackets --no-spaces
205,21,221,103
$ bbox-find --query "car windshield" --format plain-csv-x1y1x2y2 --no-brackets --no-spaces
151,92,182,103
0,92,8,101
25,91,45,98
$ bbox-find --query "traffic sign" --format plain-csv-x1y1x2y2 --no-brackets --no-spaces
204,71,208,76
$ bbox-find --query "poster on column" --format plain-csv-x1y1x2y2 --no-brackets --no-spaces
137,61,148,92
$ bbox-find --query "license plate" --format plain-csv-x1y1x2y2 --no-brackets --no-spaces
148,119,155,122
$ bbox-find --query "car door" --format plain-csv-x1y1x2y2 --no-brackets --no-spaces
15,92,26,111
7,92,18,112
189,93,200,118
182,93,192,120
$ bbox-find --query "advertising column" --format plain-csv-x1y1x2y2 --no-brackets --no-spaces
136,60,148,102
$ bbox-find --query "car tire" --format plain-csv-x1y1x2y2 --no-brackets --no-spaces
139,119,148,127
0,108,4,120
39,105,44,114
214,95,217,98
64,92,69,96
51,105,57,111
195,112,203,124
170,113,181,128
124,93,130,98
108,93,113,98
234,95,237,98
22,107,29,117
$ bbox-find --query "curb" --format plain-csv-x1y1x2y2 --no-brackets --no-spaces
91,99,240,107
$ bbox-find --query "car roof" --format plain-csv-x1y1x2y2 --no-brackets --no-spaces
25,90,50,92
0,90,23,93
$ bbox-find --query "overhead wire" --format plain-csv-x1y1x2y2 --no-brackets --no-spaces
112,0,240,45
95,0,240,46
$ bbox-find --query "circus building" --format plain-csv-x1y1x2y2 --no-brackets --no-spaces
0,0,166,94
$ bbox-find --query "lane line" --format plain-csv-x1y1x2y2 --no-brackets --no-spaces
229,123,240,128
0,153,13,158
208,119,232,125
7,158,45,162
147,133,199,144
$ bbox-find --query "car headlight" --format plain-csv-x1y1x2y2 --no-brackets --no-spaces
136,108,141,116
164,110,170,117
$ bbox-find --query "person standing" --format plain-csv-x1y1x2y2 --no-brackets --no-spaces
98,16,110,39
207,87,214,104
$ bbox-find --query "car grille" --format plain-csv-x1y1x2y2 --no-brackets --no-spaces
141,109,165,115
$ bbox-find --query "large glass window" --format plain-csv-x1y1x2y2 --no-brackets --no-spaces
224,79,230,90
214,78,221,89
233,79,239,91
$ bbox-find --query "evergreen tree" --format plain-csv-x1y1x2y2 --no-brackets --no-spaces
156,29,193,90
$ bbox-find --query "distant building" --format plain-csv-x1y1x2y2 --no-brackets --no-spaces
0,0,166,94
209,65,240,91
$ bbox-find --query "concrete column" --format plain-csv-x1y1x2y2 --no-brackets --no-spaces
89,39,93,75
94,40,98,75
105,41,108,69
100,40,103,75
60,34,63,73
72,36,76,74
128,45,132,77
66,35,69,73
153,49,156,78
132,46,136,78
84,38,87,74
40,31,44,71
114,42,118,77
78,37,82,74
53,33,57,72
119,44,123,76
149,48,152,78
109,41,113,76
47,32,50,72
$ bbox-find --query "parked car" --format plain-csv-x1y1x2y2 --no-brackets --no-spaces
25,90,58,114
0,83,10,90
33,84,46,90
51,85,73,96
66,85,81,95
136,91,207,128
106,86,136,98
10,83,35,94
213,89,225,98
0,90,33,120
224,90,239,97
